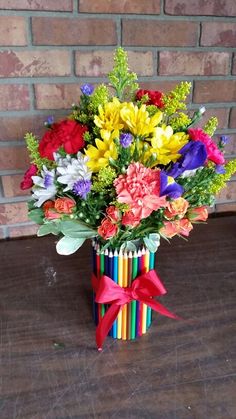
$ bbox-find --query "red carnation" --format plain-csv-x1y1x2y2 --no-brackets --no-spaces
20,164,38,190
136,89,164,108
39,119,88,160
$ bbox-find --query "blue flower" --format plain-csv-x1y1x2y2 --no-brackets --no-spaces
167,141,207,179
120,133,133,148
80,83,94,96
220,135,229,145
215,164,226,174
72,179,91,199
160,172,184,199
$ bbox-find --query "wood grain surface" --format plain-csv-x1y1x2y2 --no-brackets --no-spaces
0,216,236,419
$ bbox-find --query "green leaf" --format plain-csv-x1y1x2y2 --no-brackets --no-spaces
60,220,96,239
120,239,141,252
37,222,61,237
56,236,85,255
28,208,44,224
144,233,160,253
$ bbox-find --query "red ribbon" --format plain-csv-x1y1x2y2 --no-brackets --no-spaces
92,270,180,350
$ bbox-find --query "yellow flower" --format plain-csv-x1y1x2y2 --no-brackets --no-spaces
85,130,118,172
94,97,124,132
120,102,162,137
146,125,189,165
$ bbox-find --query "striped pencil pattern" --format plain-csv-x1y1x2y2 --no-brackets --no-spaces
92,242,156,340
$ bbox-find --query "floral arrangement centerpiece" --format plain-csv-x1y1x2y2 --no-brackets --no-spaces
21,48,236,350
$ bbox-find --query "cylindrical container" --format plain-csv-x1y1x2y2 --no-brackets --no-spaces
92,241,156,340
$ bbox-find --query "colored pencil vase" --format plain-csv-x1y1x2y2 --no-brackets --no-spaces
92,242,156,340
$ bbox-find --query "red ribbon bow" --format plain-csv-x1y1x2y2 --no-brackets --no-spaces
92,270,179,350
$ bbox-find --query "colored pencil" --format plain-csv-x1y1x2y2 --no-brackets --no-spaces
136,249,142,337
92,243,97,325
108,250,114,337
112,249,118,338
100,250,105,318
142,249,149,334
147,251,155,328
138,248,146,336
131,250,138,339
117,249,123,339
127,251,133,339
121,251,128,340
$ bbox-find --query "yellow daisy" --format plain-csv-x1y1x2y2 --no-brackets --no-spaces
94,97,124,133
85,130,119,172
120,102,162,137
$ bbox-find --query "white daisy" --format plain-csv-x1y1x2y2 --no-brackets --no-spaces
57,151,91,192
32,166,57,207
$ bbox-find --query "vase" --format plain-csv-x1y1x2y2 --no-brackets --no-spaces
92,241,156,340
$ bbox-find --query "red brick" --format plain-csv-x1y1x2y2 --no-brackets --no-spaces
0,146,29,170
0,85,29,111
165,0,236,16
34,84,83,110
216,181,236,202
159,51,230,76
0,50,71,78
194,80,236,103
122,20,198,46
0,16,27,46
75,50,153,77
8,223,38,238
229,108,236,128
139,80,182,92
0,0,72,10
32,17,117,46
0,202,28,224
224,134,236,156
2,175,30,198
198,108,229,130
0,115,50,141
233,55,236,75
79,0,160,13
201,22,236,47
216,202,236,213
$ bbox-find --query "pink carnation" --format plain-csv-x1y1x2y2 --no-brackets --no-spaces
188,128,225,165
114,162,167,220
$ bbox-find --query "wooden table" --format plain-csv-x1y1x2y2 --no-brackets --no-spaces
1,216,236,418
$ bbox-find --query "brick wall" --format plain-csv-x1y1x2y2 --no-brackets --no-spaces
0,0,235,238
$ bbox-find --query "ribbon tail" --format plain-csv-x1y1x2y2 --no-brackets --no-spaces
141,296,181,320
96,304,121,350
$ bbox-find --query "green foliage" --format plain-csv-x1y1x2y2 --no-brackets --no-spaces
209,159,236,195
179,166,217,207
88,84,110,114
108,47,138,100
92,166,117,192
204,117,218,136
169,112,191,131
144,233,160,253
163,82,191,116
25,132,53,170
28,207,44,224
37,222,61,236
56,236,86,255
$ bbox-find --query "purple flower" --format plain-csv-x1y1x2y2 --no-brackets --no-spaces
215,164,226,174
160,171,184,199
120,133,133,148
167,141,207,178
80,84,94,96
45,115,54,126
72,179,91,199
43,172,54,188
220,135,229,145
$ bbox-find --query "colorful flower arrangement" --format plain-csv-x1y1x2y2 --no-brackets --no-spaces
21,48,236,255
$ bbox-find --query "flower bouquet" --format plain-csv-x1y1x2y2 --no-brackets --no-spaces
21,48,236,349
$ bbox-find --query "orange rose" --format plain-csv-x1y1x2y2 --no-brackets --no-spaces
106,206,120,222
187,206,208,222
44,209,61,220
54,197,75,214
164,197,189,219
178,218,193,236
43,200,55,211
122,210,140,227
160,221,178,238
98,217,118,240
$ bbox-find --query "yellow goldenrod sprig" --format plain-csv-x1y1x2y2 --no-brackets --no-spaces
25,132,53,170
108,47,138,100
163,82,191,116
204,117,218,136
209,159,236,195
